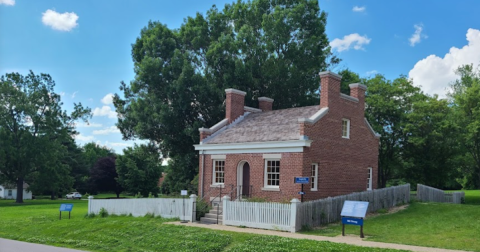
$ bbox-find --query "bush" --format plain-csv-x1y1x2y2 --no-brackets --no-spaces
99,208,109,218
84,213,96,218
144,213,155,218
195,199,210,221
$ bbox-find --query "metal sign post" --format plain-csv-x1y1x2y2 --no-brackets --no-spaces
59,204,73,220
294,177,309,202
181,190,188,223
340,200,369,238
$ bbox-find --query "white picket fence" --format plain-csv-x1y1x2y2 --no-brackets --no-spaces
222,196,298,232
87,195,197,222
416,184,465,204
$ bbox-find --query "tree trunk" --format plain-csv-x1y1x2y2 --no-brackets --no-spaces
51,191,55,200
116,192,120,198
16,178,24,203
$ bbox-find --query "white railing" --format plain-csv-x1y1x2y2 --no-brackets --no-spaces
88,195,197,222
222,196,299,233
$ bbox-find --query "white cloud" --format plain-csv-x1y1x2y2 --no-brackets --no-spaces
74,134,95,142
92,106,117,118
101,93,114,105
352,6,365,12
59,91,66,96
0,0,15,6
366,70,378,76
330,33,371,52
71,91,78,99
93,126,120,135
76,122,102,128
409,28,480,98
105,141,131,148
42,9,79,32
409,24,427,47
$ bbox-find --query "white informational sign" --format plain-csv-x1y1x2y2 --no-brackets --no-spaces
181,190,188,196
340,200,369,218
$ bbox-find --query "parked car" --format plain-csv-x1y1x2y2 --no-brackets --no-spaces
66,192,82,199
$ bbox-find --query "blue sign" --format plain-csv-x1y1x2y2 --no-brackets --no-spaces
342,217,363,226
294,177,310,184
59,204,73,212
340,201,369,218
298,191,305,195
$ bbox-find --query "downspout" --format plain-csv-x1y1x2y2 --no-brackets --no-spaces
200,150,205,198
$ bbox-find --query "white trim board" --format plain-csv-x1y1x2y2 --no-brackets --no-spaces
194,140,311,154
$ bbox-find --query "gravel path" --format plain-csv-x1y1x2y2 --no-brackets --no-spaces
168,222,469,252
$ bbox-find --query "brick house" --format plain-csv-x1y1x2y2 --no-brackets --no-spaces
194,71,380,202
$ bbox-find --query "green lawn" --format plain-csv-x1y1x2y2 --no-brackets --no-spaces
0,199,405,252
301,201,480,251
452,190,480,205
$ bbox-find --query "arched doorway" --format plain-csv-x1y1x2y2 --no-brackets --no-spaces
236,161,250,199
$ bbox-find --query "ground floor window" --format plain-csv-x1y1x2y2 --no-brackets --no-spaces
264,160,280,187
367,167,373,190
213,160,225,184
8,190,12,196
311,163,318,191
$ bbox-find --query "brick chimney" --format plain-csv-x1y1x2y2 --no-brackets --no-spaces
349,83,367,110
319,71,342,108
258,97,274,111
225,88,246,123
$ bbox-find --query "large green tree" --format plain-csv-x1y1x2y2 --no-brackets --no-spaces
0,71,90,203
114,0,339,193
449,64,480,189
116,144,163,197
365,74,425,188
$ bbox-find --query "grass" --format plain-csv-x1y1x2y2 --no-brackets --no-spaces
0,199,405,252
446,189,480,205
301,201,480,251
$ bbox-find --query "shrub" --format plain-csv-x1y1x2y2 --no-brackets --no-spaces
144,213,155,218
84,213,96,218
99,208,109,218
377,208,388,214
148,192,154,198
134,192,143,198
195,199,210,221
245,197,268,202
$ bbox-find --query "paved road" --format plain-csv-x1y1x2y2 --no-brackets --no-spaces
0,238,87,252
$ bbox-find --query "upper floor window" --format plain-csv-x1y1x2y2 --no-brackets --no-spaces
264,160,280,187
311,163,318,191
213,160,225,184
342,119,350,138
367,167,373,190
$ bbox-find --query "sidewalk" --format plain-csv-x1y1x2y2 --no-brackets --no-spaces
167,222,468,252
0,238,86,252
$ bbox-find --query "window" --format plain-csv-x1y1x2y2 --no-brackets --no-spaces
367,167,373,190
213,160,225,184
311,163,318,191
342,119,350,138
8,190,12,196
264,160,280,187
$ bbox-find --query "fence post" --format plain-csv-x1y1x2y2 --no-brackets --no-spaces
290,198,300,233
189,194,197,222
88,196,93,214
222,195,230,225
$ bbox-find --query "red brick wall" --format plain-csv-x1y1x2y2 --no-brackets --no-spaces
226,91,245,123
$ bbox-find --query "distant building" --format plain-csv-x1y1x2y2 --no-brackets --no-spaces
0,182,32,200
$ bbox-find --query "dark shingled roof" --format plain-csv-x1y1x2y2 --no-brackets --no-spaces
206,105,320,144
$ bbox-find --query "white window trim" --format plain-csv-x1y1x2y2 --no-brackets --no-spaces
212,159,226,186
311,163,318,191
263,159,280,189
342,118,350,139
367,167,373,191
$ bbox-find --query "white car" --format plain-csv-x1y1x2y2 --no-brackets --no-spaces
66,192,82,199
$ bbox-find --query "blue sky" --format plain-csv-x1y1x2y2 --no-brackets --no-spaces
1,0,479,153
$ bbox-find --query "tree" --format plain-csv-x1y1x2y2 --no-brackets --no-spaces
365,74,425,187
0,71,90,203
449,64,480,189
403,96,460,188
116,144,162,197
90,156,123,198
82,142,114,193
114,0,339,193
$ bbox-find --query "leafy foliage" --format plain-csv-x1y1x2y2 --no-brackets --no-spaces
116,144,163,197
0,71,90,203
90,156,123,198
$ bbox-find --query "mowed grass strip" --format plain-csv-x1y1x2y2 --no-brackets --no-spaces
301,201,480,251
0,200,406,252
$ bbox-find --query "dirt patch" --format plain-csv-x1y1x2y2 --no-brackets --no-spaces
366,204,409,218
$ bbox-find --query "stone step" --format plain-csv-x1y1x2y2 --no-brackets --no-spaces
200,217,223,225
204,213,222,219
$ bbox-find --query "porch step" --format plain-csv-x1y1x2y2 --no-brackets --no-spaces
200,216,223,225
199,203,223,225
